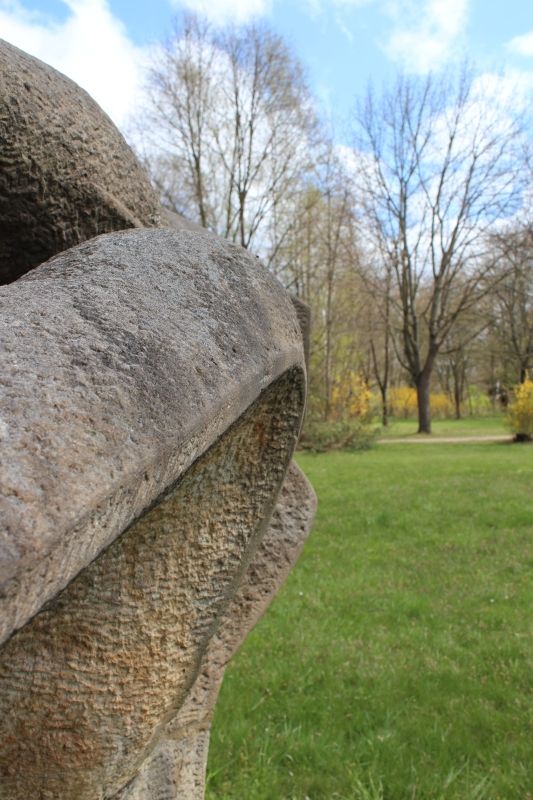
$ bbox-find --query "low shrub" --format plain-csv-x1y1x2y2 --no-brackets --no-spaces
389,385,454,419
299,418,378,452
389,386,417,418
507,379,533,441
330,372,372,420
466,387,493,416
430,392,454,419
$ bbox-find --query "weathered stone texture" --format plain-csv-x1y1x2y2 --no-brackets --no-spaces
0,41,316,800
0,228,305,648
0,375,306,799
114,462,316,800
0,39,162,284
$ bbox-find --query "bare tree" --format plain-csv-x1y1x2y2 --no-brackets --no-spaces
487,225,533,384
363,260,394,426
352,66,528,432
435,307,490,418
138,15,215,227
277,146,364,421
137,13,317,259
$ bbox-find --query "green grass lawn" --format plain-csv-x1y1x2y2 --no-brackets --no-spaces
206,443,533,800
378,415,509,439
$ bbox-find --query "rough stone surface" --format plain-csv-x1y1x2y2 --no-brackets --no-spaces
0,39,161,284
291,295,311,371
0,41,316,800
114,461,316,800
0,228,305,647
0,378,309,800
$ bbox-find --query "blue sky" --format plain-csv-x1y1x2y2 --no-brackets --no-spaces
1,0,532,137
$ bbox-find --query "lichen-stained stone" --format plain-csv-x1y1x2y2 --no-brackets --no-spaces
113,462,316,800
0,41,316,799
0,39,162,284
0,376,307,800
0,228,306,649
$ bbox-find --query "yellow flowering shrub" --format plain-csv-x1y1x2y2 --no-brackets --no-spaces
430,392,454,419
507,379,533,441
389,386,417,418
331,372,371,420
389,385,454,419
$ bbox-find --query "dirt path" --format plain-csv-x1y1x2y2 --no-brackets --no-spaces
379,434,512,444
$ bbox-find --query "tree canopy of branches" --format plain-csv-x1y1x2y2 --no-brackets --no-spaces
138,13,317,262
134,18,532,430
487,225,533,385
352,66,528,432
277,150,362,421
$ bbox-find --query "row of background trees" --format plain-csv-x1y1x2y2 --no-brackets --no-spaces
133,13,532,434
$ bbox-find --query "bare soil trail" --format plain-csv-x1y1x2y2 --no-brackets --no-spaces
379,435,512,444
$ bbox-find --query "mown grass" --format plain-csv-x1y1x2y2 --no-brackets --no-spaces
206,443,533,800
378,415,508,439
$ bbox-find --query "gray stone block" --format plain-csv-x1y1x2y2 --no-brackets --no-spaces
0,228,305,647
0,39,161,284
0,41,315,799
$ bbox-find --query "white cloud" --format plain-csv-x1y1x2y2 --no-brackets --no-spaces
172,0,272,26
0,0,148,129
334,11,354,41
305,0,375,16
472,68,533,119
311,0,467,72
507,30,533,58
382,0,470,73
331,0,375,6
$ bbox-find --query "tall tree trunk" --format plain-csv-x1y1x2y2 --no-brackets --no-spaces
416,371,432,434
454,384,462,420
451,355,466,419
380,385,388,427
324,296,333,421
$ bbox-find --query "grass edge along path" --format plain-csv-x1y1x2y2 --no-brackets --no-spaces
206,442,533,800
379,435,511,444
377,415,508,440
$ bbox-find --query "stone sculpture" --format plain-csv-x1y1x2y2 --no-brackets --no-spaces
0,39,161,285
0,41,315,799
